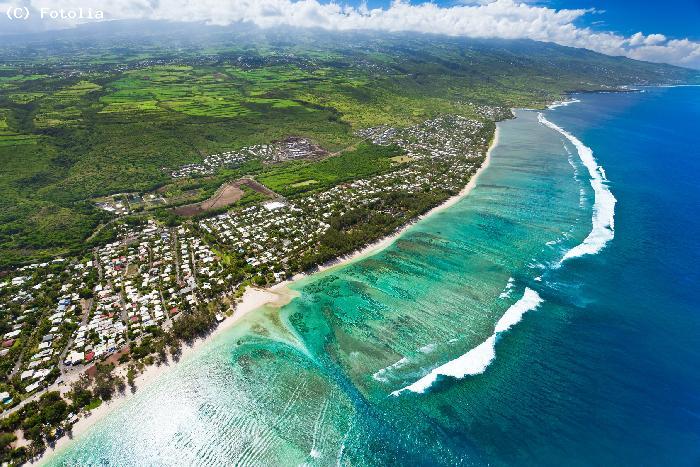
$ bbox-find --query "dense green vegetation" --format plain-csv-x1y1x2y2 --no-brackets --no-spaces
296,189,459,272
0,24,698,268
0,391,69,462
257,143,402,196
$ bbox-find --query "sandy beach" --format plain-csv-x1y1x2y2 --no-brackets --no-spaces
35,125,500,464
36,286,295,464
283,126,499,281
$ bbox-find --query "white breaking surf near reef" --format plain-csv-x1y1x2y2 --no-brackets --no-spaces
537,113,617,263
547,99,581,109
372,357,409,383
391,288,543,396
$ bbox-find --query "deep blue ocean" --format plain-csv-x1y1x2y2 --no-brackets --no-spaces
519,86,700,465
50,86,700,466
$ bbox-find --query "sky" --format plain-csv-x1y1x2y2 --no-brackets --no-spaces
364,0,700,41
1,0,699,69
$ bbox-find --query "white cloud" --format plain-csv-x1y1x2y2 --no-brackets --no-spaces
16,0,700,68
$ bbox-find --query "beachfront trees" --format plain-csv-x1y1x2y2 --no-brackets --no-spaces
171,309,217,344
93,363,123,401
68,376,93,410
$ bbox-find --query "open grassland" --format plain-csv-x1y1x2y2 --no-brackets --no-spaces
256,143,402,196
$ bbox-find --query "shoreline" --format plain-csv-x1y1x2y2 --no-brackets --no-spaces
35,286,295,465
35,124,500,464
282,125,499,282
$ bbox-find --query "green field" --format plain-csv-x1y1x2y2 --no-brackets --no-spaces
256,143,401,196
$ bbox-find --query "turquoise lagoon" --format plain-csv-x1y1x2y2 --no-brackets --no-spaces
51,86,700,466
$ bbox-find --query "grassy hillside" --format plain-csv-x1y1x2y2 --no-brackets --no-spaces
0,24,698,267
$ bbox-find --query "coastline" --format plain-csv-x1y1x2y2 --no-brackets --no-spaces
284,125,499,281
36,124,500,464
35,286,295,465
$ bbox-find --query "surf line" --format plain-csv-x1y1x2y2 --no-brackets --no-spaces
537,113,616,264
547,98,581,109
391,288,543,396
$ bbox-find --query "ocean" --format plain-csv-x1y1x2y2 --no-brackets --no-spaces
49,86,700,466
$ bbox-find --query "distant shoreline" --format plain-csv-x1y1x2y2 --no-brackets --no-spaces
35,124,501,465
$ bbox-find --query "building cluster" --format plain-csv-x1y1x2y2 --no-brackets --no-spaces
0,113,489,410
170,137,325,178
95,195,130,215
170,145,269,178
357,115,488,159
265,137,327,163
200,201,328,280
0,220,232,404
200,115,488,277
457,102,513,121
0,259,94,398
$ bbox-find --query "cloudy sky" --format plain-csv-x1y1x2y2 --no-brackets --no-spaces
1,0,699,69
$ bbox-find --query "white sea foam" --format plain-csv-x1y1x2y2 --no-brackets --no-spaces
548,98,581,109
374,343,438,383
372,357,409,382
653,84,700,88
538,113,616,263
498,277,515,299
391,288,543,396
598,166,607,180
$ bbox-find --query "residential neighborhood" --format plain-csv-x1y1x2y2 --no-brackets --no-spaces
0,114,492,461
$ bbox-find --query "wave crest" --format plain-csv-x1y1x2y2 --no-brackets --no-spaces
391,288,543,396
538,113,616,263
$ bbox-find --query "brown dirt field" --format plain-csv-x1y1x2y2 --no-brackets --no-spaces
172,178,275,217
203,184,245,210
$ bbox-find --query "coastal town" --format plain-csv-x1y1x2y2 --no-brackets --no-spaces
170,137,328,179
0,112,495,462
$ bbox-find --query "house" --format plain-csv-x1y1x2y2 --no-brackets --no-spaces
263,201,286,211
3,330,20,340
0,392,12,405
65,351,84,366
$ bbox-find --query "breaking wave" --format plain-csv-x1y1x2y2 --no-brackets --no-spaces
391,288,543,396
548,98,581,109
499,277,515,299
372,357,409,383
538,113,616,263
